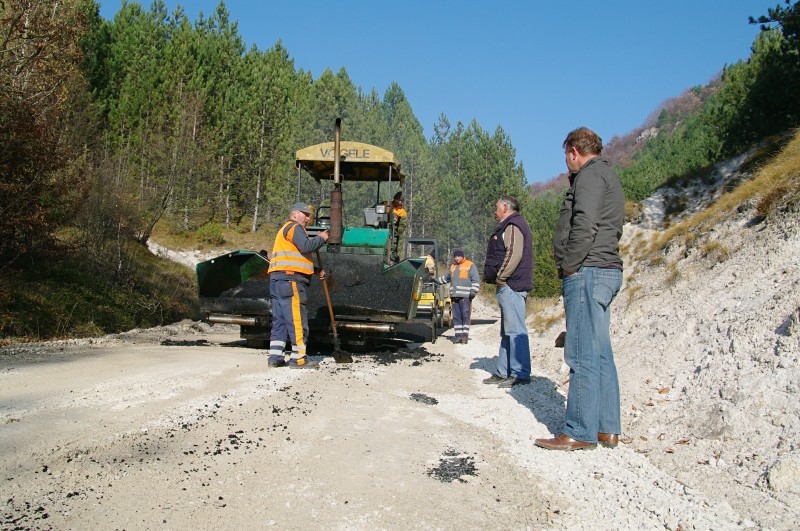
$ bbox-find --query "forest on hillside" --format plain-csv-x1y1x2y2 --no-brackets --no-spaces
1,0,799,339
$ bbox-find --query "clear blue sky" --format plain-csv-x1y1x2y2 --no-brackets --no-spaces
99,0,778,184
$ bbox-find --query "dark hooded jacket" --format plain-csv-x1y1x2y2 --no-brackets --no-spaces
553,156,624,274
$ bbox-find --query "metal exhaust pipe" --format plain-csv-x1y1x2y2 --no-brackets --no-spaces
208,314,258,326
333,118,342,186
329,118,343,250
335,322,395,333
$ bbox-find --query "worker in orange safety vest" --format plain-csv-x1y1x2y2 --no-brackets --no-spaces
434,248,480,343
267,201,329,368
384,191,407,266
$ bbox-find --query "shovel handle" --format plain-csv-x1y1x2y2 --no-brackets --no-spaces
316,251,338,340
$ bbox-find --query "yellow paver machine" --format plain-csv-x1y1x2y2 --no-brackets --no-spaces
196,120,448,351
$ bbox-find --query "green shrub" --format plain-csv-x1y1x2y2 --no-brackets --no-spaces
0,242,199,342
196,223,225,245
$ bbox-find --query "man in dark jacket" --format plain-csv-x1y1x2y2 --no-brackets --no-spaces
482,196,534,388
535,127,624,451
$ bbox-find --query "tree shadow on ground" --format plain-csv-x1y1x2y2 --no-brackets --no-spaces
471,356,566,436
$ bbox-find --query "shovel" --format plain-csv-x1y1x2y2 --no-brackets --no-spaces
316,250,352,363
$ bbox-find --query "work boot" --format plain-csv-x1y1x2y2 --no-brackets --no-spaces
482,374,505,384
497,377,530,389
289,357,319,369
268,356,286,368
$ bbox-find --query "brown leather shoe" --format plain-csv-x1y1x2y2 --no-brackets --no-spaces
534,433,596,451
597,432,619,448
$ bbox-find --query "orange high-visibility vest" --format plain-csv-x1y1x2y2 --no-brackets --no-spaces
450,259,475,280
267,221,314,275
445,258,479,298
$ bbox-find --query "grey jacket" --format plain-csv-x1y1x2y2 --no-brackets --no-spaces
435,259,480,298
553,156,624,274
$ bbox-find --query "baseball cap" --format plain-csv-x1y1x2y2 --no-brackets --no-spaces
289,201,312,215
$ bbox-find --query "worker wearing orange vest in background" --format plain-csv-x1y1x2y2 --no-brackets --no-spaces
267,202,329,369
435,248,480,344
384,191,407,265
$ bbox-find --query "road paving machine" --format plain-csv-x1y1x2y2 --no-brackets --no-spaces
196,120,447,350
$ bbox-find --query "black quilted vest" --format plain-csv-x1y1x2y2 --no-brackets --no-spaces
483,212,533,292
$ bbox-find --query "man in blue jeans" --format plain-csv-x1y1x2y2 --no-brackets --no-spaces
482,196,534,389
535,127,625,451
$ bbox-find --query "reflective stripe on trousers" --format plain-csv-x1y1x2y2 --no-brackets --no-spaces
268,278,308,362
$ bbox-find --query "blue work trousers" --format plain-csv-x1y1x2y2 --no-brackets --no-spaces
268,278,309,364
452,297,472,339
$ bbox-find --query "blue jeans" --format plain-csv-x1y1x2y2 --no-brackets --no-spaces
494,285,531,380
562,267,623,443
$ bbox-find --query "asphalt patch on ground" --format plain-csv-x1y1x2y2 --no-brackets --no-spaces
161,339,210,347
410,393,438,405
359,345,442,366
427,448,478,483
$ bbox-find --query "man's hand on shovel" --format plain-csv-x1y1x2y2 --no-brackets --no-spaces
314,229,336,289
316,267,336,290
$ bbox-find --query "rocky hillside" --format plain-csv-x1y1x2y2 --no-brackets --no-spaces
532,142,800,528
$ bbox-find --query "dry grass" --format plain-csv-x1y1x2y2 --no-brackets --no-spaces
636,129,800,264
754,134,800,217
625,283,642,307
529,296,563,334
700,241,730,263
665,262,681,286
527,296,560,314
631,236,649,258
151,220,278,253
624,200,642,222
